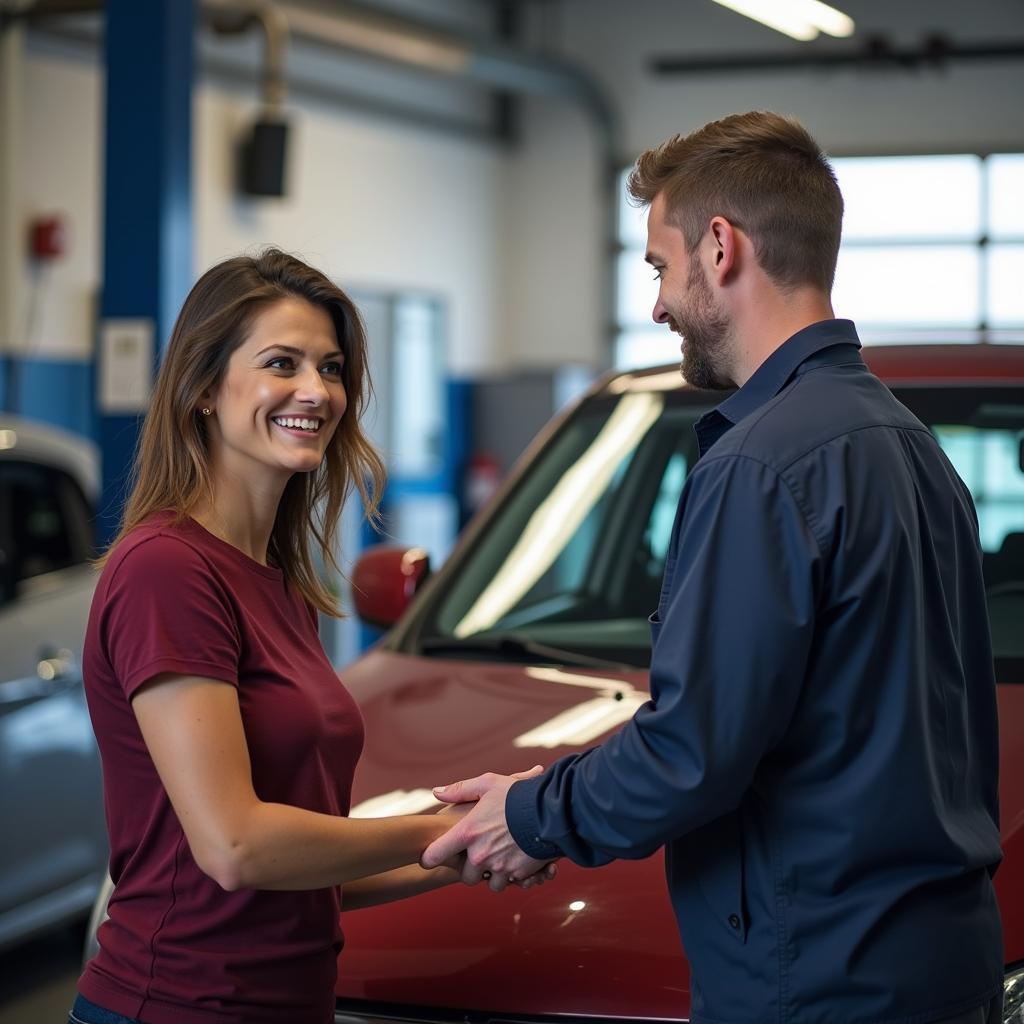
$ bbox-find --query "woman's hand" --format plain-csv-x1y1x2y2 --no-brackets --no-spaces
431,765,558,891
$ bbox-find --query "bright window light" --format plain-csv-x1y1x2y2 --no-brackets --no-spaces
988,155,1024,239
833,246,981,327
617,330,680,371
987,246,1024,326
618,250,660,327
615,151,1024,362
833,156,982,241
618,169,649,246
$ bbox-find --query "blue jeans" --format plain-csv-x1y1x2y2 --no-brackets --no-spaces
68,994,141,1024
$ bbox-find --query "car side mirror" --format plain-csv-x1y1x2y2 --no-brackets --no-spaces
351,545,430,630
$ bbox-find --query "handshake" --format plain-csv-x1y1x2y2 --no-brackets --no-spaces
420,765,559,893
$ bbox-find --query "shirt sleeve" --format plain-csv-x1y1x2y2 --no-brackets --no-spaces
100,534,242,699
506,453,823,866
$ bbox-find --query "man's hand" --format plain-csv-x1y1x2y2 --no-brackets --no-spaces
421,768,556,892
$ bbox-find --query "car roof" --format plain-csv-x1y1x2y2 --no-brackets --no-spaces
0,415,100,502
603,343,1024,394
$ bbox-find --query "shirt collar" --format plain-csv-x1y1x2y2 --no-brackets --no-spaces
695,318,863,457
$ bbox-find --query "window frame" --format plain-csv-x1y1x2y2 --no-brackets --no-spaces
614,151,1024,369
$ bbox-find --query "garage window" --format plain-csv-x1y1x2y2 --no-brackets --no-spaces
615,153,1024,368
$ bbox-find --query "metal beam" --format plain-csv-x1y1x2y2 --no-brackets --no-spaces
651,35,1024,76
96,0,193,546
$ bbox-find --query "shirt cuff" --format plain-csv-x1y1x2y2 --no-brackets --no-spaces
505,777,563,861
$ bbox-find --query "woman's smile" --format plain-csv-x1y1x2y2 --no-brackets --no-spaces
205,297,347,484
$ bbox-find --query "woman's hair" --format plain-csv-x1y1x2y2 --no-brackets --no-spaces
627,111,843,293
101,248,386,617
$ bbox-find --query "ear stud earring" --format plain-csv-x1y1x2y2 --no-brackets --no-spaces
202,408,212,416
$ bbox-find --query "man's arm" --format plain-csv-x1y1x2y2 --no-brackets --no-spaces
424,455,823,877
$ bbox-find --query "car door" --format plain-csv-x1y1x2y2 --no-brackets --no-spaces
0,459,107,948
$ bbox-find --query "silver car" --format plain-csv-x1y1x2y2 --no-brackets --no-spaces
0,416,107,951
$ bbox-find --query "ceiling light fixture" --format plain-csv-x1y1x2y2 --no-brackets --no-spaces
710,0,855,42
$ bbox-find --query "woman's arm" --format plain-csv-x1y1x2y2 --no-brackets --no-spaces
341,863,461,910
131,673,462,892
342,853,556,910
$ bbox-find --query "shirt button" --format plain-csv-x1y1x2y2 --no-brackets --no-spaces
728,914,741,930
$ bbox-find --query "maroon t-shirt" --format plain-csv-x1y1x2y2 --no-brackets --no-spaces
79,515,365,1024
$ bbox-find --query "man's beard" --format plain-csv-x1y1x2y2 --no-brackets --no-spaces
670,260,733,390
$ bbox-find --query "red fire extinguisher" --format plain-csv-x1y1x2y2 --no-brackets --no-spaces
463,451,502,519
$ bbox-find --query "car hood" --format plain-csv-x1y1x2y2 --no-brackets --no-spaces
995,680,1024,959
335,650,1024,1016
335,649,688,1018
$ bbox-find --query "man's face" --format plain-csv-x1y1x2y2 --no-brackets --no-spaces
645,192,733,390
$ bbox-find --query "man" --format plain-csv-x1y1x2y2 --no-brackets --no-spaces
422,112,1003,1024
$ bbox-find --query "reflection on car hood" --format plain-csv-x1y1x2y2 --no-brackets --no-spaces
336,651,1024,1015
337,649,687,1018
996,682,1024,960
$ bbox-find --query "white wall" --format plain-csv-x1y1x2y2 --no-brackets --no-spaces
492,0,1024,369
7,0,1024,379
497,94,606,370
194,86,506,376
9,40,508,377
17,50,102,362
543,0,1024,158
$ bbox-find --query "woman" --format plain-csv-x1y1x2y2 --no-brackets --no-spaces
73,250,544,1024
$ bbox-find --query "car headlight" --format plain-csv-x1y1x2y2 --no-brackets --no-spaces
1006,963,1024,1024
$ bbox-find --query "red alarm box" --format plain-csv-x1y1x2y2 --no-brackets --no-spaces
29,214,68,260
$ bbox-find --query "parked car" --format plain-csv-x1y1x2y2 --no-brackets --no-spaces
85,345,1024,1022
337,345,1024,1024
0,415,107,951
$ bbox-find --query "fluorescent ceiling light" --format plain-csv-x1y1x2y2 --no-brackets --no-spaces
710,0,855,41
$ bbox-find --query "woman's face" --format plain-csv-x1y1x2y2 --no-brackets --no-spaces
204,297,347,487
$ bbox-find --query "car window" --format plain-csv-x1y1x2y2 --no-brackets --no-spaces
413,382,1023,677
424,392,710,665
931,425,1024,553
894,389,1024,666
0,461,91,583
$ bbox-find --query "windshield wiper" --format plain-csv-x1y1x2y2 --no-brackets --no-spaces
419,633,633,671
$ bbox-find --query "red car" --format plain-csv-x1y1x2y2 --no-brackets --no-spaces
337,345,1024,1024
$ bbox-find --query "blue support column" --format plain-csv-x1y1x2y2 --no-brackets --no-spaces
97,0,193,546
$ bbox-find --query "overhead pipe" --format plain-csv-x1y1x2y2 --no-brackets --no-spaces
269,0,617,156
3,0,617,153
203,0,291,195
651,34,1024,76
204,0,288,119
4,0,622,357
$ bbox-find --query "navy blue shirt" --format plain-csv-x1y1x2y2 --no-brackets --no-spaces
507,320,1003,1024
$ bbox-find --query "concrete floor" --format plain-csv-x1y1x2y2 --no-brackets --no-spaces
0,922,83,1024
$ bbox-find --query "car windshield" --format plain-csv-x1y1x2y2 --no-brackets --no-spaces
412,382,1024,680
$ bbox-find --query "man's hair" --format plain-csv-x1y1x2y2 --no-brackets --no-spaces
627,111,843,293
